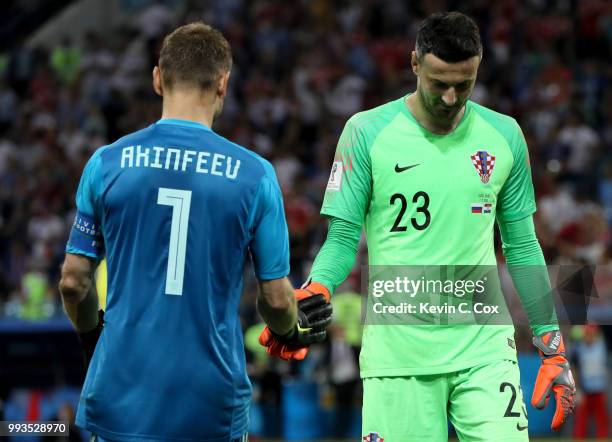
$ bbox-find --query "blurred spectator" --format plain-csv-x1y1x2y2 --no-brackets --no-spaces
325,277,362,439
4,258,55,320
135,0,175,40
557,111,600,176
327,323,360,439
0,78,18,131
27,200,65,269
571,324,609,439
50,38,81,87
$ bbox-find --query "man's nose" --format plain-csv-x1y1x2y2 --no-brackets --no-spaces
442,88,457,106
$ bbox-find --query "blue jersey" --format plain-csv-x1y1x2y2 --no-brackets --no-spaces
66,119,289,441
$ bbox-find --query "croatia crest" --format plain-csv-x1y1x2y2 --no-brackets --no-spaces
471,150,496,184
363,432,384,442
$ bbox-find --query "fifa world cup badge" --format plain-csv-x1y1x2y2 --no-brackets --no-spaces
326,161,343,191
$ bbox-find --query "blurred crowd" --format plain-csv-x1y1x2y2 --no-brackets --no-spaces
0,0,611,333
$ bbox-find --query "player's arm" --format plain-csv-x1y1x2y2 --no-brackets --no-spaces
250,162,332,360
59,253,104,366
498,215,558,334
257,276,332,361
249,164,296,337
260,117,371,358
60,149,106,366
496,120,575,430
496,120,554,332
308,116,372,295
258,218,361,360
256,277,296,336
498,215,575,431
308,216,361,294
59,254,99,331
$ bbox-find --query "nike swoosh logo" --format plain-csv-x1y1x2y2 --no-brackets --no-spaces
395,163,420,173
516,423,528,431
297,324,312,333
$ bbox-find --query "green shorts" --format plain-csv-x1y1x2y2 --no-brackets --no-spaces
362,360,529,442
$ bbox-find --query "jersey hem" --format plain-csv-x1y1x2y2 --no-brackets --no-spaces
360,355,518,378
65,247,101,260
320,207,363,226
256,269,290,281
77,419,246,442
496,207,537,223
533,324,560,335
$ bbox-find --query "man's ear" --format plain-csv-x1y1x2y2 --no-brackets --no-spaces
153,66,163,96
411,50,419,76
217,71,231,100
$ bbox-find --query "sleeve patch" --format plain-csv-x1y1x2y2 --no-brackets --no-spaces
66,211,104,257
326,161,343,191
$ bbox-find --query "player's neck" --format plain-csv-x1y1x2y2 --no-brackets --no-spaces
406,93,465,135
161,90,216,128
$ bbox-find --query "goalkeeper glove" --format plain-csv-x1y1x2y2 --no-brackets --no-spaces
531,330,576,431
259,282,332,361
77,309,104,368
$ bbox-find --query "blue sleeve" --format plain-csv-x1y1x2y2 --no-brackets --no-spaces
248,163,290,280
66,149,105,260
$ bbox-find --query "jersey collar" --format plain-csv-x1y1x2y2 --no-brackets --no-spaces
399,94,472,138
156,118,212,132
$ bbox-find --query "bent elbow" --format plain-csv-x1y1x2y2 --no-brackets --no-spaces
59,274,89,304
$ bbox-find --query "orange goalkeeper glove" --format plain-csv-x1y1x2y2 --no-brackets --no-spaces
259,282,332,361
531,330,576,431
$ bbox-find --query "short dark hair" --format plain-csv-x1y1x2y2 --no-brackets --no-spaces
159,22,232,92
416,12,482,62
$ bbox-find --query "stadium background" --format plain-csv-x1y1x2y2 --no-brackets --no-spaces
0,0,610,440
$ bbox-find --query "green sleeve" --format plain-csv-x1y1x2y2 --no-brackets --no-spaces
309,217,361,293
496,122,537,223
498,214,559,336
320,118,372,225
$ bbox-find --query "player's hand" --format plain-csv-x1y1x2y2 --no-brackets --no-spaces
259,282,332,361
77,309,104,367
531,330,576,431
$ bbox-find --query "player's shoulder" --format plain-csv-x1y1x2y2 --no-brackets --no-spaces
91,123,274,180
469,101,527,158
210,132,274,179
346,96,404,134
468,101,521,139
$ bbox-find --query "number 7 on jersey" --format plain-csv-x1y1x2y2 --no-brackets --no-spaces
157,188,192,295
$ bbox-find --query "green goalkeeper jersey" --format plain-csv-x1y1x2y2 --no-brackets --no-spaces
321,95,536,377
